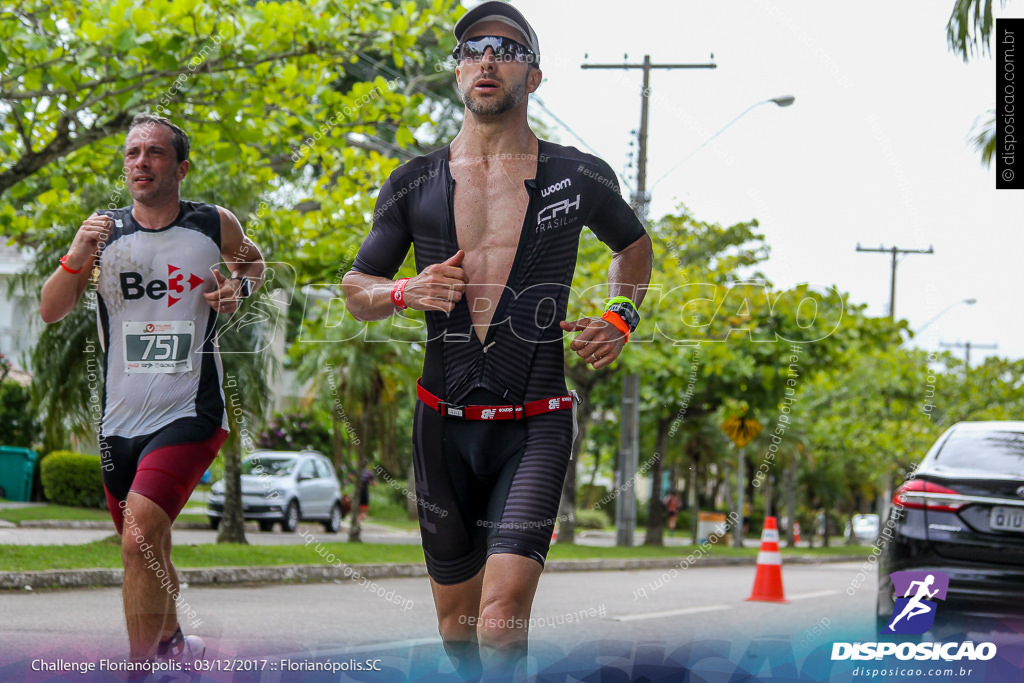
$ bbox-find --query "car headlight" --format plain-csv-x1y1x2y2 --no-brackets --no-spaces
210,481,224,495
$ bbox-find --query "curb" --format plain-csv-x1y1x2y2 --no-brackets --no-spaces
0,554,862,591
16,520,236,530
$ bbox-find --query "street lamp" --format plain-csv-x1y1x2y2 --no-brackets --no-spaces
650,95,796,193
916,298,977,334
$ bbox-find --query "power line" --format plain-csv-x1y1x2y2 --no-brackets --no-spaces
854,243,934,320
939,340,998,367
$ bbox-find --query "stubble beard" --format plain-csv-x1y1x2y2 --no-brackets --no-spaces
462,73,528,117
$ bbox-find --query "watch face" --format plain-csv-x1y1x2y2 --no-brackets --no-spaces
609,303,640,331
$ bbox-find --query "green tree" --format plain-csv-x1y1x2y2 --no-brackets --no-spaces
291,306,421,541
945,0,1009,164
4,0,463,540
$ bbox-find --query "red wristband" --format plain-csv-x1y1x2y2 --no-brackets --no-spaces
59,255,82,274
391,278,411,310
601,310,630,343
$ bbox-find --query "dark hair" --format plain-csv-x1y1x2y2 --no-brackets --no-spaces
127,113,190,163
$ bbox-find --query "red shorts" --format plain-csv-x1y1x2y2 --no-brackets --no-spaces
101,416,227,534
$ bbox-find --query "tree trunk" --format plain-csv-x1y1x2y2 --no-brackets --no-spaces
216,435,248,544
643,417,671,546
784,458,797,547
557,386,592,545
406,466,418,520
689,444,700,545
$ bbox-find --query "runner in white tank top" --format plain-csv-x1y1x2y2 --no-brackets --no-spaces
39,114,265,666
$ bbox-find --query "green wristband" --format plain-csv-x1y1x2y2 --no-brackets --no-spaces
605,296,636,311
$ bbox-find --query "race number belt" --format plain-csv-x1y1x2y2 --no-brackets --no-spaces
123,320,193,374
416,379,574,420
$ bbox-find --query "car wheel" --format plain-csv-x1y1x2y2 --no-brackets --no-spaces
281,501,300,533
258,520,275,532
324,503,343,533
208,517,220,530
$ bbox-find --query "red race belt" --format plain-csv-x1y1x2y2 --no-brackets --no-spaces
417,379,574,420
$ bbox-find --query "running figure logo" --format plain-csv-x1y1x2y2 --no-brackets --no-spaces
884,571,949,634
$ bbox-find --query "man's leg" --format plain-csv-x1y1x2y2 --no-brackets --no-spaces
121,491,177,660
476,553,543,672
430,569,485,679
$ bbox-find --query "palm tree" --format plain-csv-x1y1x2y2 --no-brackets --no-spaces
292,304,420,541
947,0,1009,166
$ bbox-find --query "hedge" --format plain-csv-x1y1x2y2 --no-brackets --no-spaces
40,451,106,508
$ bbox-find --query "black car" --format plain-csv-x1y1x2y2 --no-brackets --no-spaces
877,421,1024,635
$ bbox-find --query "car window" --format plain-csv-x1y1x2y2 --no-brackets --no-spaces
242,457,297,476
298,460,317,479
934,430,1024,474
314,459,333,479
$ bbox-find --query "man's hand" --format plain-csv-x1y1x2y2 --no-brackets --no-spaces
204,270,244,314
404,250,468,313
560,316,628,369
65,213,112,269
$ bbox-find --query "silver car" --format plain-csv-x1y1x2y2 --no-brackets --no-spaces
207,450,346,533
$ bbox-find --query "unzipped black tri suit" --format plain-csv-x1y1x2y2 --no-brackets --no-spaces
352,140,647,584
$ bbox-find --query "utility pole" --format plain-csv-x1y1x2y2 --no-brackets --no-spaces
939,341,998,367
854,244,934,319
582,55,717,218
615,374,640,547
583,54,716,546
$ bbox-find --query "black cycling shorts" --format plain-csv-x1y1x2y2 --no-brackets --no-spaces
412,388,575,585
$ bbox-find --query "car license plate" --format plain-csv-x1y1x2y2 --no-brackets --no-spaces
990,506,1024,532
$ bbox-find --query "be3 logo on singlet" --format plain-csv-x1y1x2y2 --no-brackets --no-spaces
120,264,205,307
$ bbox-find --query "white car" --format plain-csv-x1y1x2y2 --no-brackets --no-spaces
846,513,880,544
207,450,347,533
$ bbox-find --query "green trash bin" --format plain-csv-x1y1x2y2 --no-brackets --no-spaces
0,447,38,502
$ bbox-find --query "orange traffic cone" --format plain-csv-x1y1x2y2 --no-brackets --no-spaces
746,516,788,603
793,521,801,545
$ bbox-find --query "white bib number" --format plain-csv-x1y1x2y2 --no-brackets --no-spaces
122,321,194,374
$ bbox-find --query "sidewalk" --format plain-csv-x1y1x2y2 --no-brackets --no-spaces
0,552,859,591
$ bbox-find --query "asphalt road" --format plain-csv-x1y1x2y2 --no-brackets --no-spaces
0,562,873,662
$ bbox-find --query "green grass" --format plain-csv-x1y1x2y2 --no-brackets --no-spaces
0,504,111,523
547,542,869,561
0,538,867,573
0,537,427,572
0,504,211,527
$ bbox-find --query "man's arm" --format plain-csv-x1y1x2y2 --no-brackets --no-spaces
560,233,654,370
39,213,112,324
342,251,468,322
203,207,266,314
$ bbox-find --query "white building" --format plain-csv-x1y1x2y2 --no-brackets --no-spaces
0,244,37,378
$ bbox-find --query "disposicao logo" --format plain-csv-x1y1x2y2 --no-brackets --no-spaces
884,570,948,635
830,569,998,663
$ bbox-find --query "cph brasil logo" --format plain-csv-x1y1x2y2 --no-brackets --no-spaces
884,570,948,635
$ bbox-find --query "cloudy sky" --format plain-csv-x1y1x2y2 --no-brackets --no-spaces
475,0,1019,362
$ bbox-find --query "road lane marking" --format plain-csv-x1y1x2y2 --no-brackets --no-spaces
611,604,732,622
786,590,840,601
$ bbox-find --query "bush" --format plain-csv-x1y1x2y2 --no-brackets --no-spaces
573,507,609,530
256,411,331,454
0,380,37,448
40,451,105,508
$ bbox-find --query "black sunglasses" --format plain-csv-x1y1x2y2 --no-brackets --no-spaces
452,35,537,65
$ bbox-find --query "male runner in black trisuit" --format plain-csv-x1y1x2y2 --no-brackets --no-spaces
40,114,265,667
343,2,653,677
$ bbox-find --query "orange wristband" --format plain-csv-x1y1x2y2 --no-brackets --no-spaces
601,310,630,343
